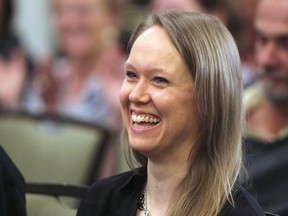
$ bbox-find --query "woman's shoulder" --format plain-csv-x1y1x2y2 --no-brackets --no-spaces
220,187,266,216
82,169,146,207
77,170,142,216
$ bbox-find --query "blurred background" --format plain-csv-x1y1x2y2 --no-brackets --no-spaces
12,0,152,62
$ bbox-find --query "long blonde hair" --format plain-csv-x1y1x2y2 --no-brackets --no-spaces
121,11,244,216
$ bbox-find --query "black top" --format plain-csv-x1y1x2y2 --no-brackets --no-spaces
77,169,265,216
245,135,288,216
0,146,26,216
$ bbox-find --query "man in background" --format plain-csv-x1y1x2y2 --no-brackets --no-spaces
245,0,288,215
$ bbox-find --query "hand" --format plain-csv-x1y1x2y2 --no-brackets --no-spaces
33,57,61,110
0,49,26,109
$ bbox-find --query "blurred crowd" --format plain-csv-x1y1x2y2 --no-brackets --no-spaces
0,0,258,128
1,0,129,131
1,0,288,215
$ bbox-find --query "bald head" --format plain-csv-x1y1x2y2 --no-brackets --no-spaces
152,0,203,12
255,0,288,34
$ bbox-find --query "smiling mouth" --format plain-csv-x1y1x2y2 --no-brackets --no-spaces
131,113,161,129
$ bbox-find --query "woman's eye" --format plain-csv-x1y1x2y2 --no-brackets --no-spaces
126,71,138,79
153,77,169,84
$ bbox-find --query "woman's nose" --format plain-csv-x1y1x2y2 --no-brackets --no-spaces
129,80,151,104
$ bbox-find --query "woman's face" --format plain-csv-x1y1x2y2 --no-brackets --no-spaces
120,26,199,160
53,0,112,59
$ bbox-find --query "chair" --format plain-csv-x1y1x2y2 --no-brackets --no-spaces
26,182,87,216
0,110,111,214
0,110,110,186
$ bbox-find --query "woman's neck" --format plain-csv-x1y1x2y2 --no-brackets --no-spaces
67,52,100,79
144,159,188,216
62,54,99,103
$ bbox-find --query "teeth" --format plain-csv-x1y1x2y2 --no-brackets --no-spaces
132,115,137,122
137,116,142,122
132,114,160,123
133,124,154,129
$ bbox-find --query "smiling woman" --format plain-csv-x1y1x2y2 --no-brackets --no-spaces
77,11,265,216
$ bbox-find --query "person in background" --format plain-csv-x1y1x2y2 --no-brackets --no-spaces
0,0,32,110
152,0,242,53
25,0,127,129
244,0,288,215
77,11,265,216
151,0,202,11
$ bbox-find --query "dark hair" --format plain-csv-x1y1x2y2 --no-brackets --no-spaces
1,0,14,33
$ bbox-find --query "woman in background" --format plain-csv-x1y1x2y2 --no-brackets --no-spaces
25,0,127,129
